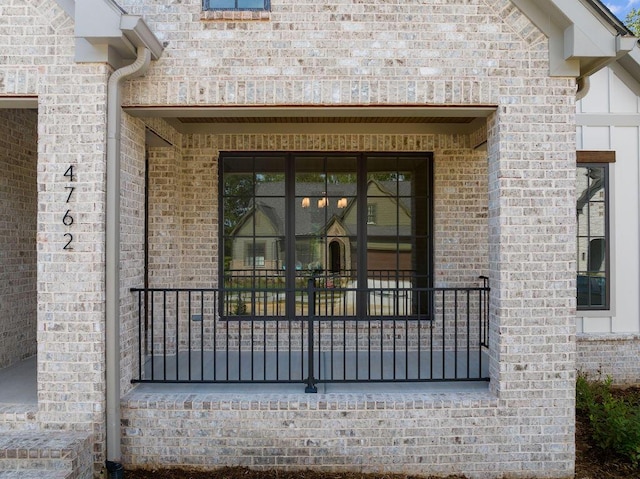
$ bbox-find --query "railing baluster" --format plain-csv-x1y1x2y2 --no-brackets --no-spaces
188,291,193,381
305,278,317,393
175,290,179,381
150,291,155,380
441,290,445,380
137,291,142,381
467,291,471,378
129,277,490,387
200,289,205,381
454,289,458,380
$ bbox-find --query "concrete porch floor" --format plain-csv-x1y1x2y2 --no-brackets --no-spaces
0,353,489,406
135,349,490,394
0,356,37,405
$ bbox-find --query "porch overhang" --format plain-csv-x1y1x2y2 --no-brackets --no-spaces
124,105,496,136
511,0,637,79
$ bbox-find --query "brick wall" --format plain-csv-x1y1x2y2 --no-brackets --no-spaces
120,114,147,394
0,109,38,369
1,0,580,477
0,0,111,469
577,335,640,385
115,0,577,475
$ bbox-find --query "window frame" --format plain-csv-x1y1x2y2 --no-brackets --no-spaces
203,0,270,11
576,150,614,311
219,151,434,320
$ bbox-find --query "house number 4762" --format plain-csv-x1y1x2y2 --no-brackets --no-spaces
63,165,75,250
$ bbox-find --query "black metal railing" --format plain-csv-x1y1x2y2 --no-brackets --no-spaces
130,277,490,391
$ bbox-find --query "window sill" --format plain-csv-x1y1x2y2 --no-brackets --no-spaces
201,10,270,21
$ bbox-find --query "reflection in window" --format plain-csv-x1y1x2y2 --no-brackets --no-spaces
576,164,609,310
366,204,377,224
245,242,266,267
221,153,433,318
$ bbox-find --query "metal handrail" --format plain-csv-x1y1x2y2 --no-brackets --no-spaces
130,278,490,391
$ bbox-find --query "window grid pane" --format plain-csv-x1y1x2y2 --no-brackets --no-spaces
576,164,609,310
204,0,269,10
221,153,432,318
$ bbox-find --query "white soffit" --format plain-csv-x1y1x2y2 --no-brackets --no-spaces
124,106,495,135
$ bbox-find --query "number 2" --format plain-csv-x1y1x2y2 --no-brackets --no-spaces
63,233,73,250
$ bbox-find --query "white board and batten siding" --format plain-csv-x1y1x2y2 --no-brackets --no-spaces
577,65,640,334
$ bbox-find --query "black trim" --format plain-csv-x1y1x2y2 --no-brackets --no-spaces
218,151,434,319
203,0,270,11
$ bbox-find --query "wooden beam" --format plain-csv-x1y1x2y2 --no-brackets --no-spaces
577,150,616,163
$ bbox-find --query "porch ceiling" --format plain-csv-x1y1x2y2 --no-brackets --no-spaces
124,105,495,135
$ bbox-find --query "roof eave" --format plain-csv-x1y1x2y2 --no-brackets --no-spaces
73,0,163,69
511,0,636,79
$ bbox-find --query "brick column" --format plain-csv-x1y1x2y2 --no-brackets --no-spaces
487,91,577,473
37,64,110,463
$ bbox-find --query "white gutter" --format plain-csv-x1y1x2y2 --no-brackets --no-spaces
106,46,152,462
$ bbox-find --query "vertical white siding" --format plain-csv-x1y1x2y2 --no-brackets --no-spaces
579,68,610,113
577,66,640,334
611,127,640,333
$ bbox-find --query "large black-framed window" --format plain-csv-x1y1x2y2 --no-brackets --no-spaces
203,0,269,10
220,152,433,318
576,151,613,310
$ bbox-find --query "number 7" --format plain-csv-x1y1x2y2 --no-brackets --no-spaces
65,186,75,203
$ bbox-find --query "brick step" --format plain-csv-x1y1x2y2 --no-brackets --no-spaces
0,469,70,479
0,405,38,433
0,431,93,479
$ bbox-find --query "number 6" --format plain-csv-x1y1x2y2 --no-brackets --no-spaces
62,210,74,226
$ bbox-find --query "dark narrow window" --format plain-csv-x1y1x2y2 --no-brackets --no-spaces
204,0,269,10
576,151,613,310
220,152,433,318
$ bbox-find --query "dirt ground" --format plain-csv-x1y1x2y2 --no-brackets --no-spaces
125,388,640,479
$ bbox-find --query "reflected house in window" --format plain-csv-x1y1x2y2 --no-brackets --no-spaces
227,179,414,277
228,199,284,272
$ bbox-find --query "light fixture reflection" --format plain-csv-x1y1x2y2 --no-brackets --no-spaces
317,197,327,208
337,198,347,208
301,197,310,208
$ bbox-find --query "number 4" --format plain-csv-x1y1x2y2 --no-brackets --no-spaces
64,165,75,182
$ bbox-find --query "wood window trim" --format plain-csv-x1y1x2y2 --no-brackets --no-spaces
577,150,616,164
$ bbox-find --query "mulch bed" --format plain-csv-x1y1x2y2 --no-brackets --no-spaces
124,387,640,479
123,468,465,479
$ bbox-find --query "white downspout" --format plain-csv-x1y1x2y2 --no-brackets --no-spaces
106,46,151,462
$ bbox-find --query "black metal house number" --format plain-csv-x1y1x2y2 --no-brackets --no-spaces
63,165,75,250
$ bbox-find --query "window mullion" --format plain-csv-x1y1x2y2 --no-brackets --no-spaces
357,154,368,318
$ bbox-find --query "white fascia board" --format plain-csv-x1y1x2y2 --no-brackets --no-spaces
74,0,163,65
511,0,635,78
54,0,75,18
616,46,640,83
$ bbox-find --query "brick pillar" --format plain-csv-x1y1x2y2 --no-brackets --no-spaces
487,91,577,474
37,64,110,463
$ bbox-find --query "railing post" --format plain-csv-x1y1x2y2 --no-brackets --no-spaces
305,277,318,393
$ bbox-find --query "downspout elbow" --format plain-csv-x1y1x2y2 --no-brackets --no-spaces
576,76,590,101
105,46,151,464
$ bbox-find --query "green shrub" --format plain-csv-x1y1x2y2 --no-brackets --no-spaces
577,373,640,466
